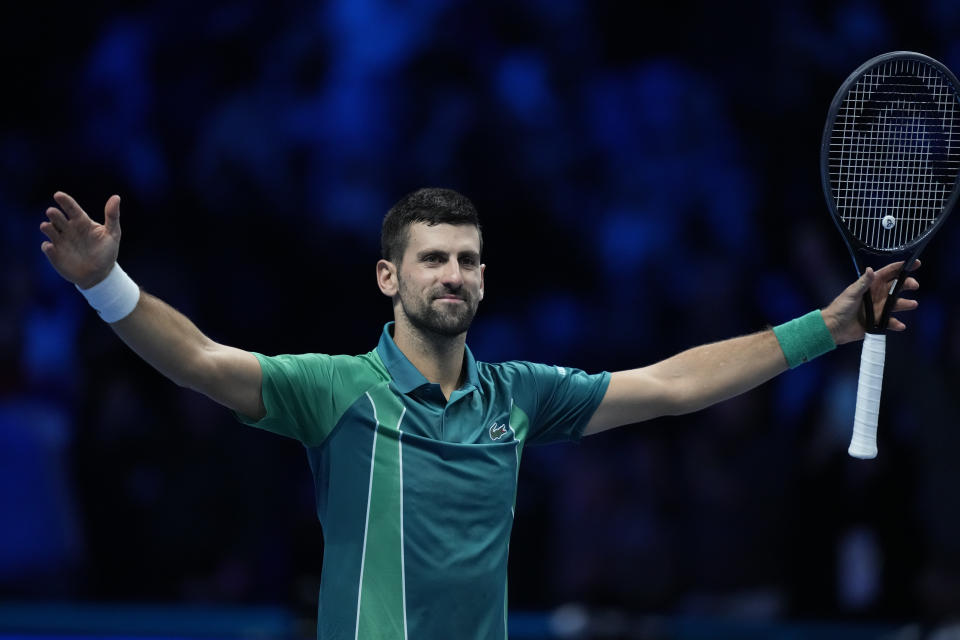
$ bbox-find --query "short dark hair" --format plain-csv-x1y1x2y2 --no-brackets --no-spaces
381,188,483,263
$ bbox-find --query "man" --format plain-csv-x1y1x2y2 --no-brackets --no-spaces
40,188,918,639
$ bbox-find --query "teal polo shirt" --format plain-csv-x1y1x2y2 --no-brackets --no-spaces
237,323,610,639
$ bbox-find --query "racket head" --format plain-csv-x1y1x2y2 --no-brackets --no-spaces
821,51,960,275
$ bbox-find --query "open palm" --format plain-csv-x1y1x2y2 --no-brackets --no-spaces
40,192,122,289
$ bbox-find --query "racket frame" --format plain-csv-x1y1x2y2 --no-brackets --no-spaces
820,50,960,332
819,50,960,458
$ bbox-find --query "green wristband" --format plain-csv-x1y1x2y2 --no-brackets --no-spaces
772,310,836,369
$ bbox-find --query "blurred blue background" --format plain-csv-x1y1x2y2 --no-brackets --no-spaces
4,0,960,637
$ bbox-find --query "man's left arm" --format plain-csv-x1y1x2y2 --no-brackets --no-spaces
584,261,920,436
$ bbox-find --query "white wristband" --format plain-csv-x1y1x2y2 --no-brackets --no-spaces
76,263,141,323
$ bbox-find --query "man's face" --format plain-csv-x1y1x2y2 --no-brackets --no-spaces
394,222,484,338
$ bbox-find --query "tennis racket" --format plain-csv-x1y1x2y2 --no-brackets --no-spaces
821,51,960,459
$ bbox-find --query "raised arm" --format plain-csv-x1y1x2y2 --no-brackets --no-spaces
584,262,919,435
40,192,265,420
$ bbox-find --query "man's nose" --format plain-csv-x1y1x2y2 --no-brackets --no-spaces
440,261,464,287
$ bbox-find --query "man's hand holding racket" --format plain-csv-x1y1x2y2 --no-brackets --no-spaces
819,52,959,458
821,260,920,346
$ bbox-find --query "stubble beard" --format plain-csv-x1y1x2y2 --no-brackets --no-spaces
398,277,478,338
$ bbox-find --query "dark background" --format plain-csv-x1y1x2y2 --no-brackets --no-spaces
4,0,960,634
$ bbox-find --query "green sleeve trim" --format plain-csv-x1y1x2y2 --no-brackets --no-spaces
772,310,836,369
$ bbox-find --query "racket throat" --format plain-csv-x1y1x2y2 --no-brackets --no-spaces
861,290,878,331
877,260,913,329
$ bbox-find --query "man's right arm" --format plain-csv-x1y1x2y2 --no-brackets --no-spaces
109,292,265,420
40,191,265,420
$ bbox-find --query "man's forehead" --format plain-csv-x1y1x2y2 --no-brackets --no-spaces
405,222,481,253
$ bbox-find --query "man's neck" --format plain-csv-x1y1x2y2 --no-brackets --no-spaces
392,316,466,400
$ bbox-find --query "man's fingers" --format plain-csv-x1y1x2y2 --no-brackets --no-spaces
40,241,56,256
854,267,875,295
901,276,920,291
104,195,121,235
39,221,59,241
875,259,921,282
874,261,906,280
53,191,90,221
46,207,69,232
888,318,907,331
892,298,919,312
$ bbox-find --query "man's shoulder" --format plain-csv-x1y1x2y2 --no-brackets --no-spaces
257,349,391,388
477,359,559,376
310,350,390,379
476,360,595,397
475,359,554,386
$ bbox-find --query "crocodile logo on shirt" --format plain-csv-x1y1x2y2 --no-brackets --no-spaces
489,421,509,441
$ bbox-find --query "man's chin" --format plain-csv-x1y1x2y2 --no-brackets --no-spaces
400,295,477,337
433,317,473,336
419,313,474,337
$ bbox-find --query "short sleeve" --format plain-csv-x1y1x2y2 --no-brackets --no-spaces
515,362,611,445
234,352,358,447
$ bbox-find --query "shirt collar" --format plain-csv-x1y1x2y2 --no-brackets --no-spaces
376,322,480,395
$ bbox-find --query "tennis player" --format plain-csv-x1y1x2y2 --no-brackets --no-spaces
40,188,918,639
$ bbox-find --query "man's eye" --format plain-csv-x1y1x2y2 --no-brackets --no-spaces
424,255,441,263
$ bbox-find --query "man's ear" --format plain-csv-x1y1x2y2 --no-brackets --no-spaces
479,263,485,300
377,259,398,297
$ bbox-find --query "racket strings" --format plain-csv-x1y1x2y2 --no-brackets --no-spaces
828,58,960,250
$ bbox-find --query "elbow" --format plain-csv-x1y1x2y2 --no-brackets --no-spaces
169,368,202,391
171,348,216,393
172,375,199,391
664,382,732,416
658,379,706,416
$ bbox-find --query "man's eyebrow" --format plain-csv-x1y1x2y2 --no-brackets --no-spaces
416,249,480,258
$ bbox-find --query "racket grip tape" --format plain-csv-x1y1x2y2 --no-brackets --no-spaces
849,333,886,459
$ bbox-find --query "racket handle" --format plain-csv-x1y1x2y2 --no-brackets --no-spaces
849,333,886,459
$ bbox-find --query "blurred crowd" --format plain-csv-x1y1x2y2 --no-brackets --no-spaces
4,0,960,626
